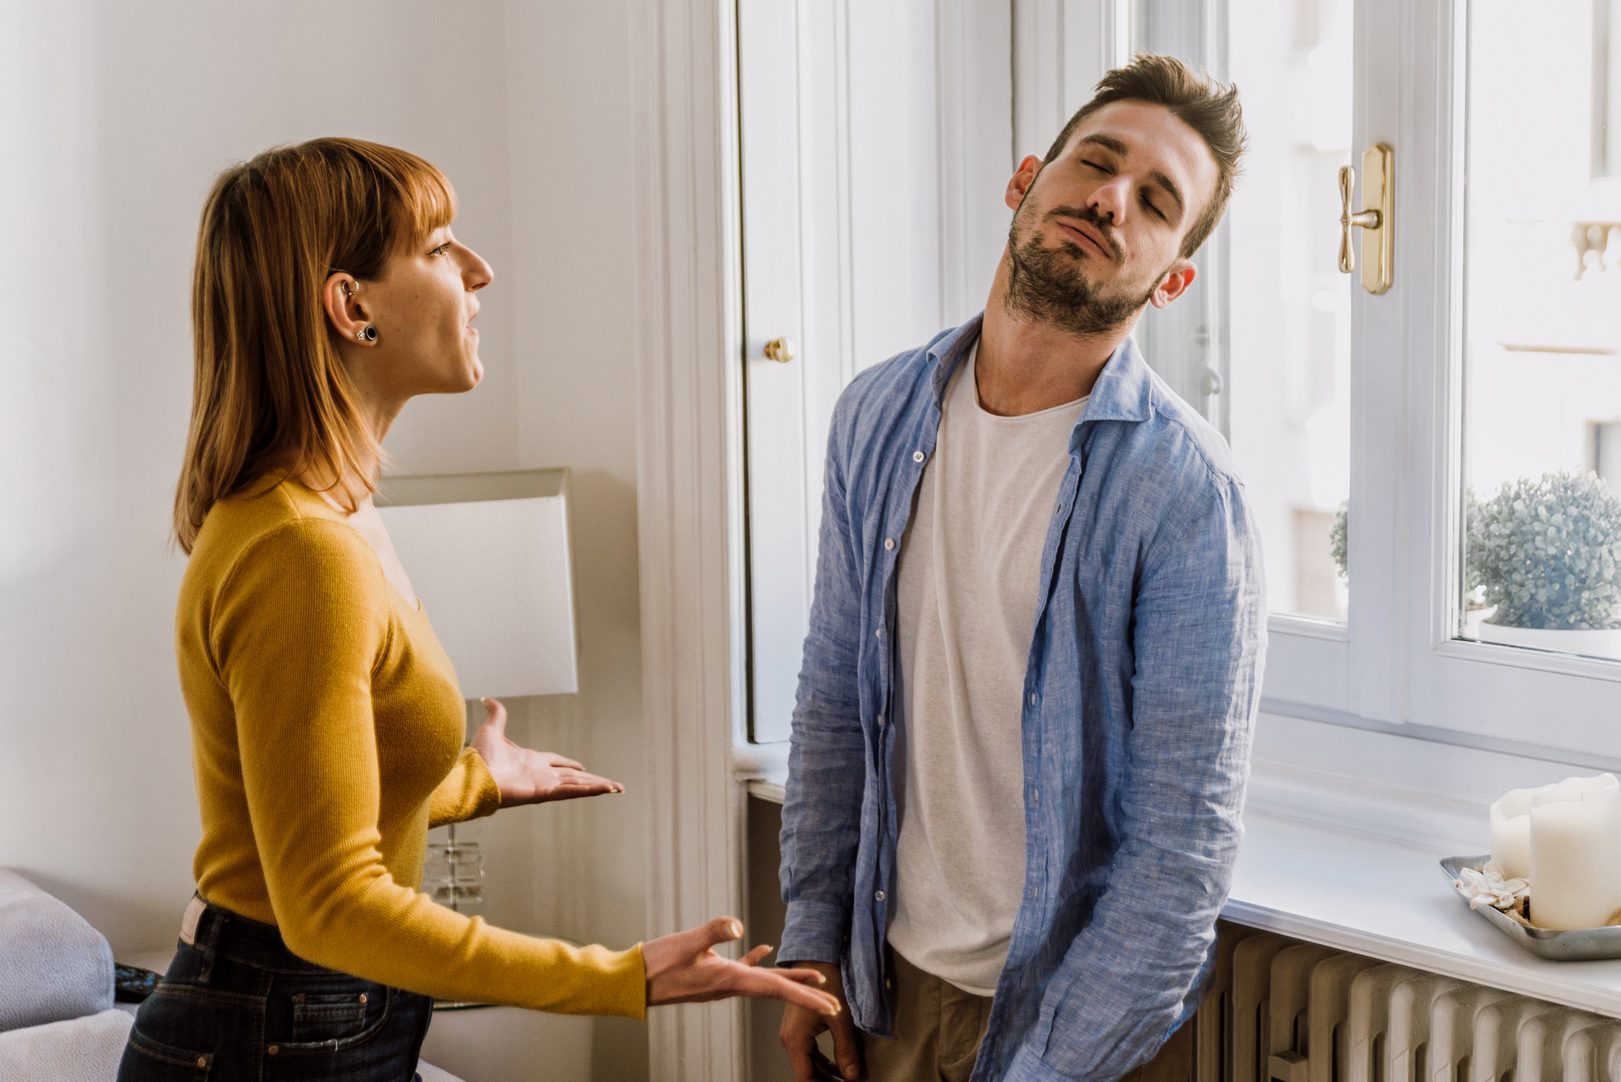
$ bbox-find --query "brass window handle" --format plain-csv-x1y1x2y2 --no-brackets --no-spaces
1338,144,1394,294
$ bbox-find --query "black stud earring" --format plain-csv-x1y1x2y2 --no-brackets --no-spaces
357,325,378,342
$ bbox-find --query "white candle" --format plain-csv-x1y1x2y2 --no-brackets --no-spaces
1528,774,1621,930
1489,787,1537,879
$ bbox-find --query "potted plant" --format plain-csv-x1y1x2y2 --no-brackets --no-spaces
1332,495,1490,634
1469,470,1621,654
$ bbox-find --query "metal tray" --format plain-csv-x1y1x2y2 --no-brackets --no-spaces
1440,855,1621,961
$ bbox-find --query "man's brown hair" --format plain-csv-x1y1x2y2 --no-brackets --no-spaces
1043,54,1245,258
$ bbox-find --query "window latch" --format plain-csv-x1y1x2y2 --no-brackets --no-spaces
1338,144,1394,295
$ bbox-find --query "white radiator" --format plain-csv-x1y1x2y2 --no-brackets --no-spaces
1187,923,1621,1082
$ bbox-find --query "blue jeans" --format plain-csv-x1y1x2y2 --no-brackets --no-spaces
117,898,433,1081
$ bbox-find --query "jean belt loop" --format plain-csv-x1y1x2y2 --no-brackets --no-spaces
197,903,224,981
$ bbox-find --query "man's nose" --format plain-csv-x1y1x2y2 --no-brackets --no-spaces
1089,177,1130,225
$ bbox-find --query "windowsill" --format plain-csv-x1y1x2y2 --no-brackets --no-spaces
733,711,1621,1018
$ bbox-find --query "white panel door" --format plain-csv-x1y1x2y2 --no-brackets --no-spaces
737,0,1012,743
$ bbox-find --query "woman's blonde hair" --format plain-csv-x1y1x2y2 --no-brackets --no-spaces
173,137,455,553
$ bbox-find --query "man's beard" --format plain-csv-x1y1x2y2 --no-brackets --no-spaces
1003,203,1161,337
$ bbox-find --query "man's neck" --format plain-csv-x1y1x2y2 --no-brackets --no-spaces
975,257,1134,417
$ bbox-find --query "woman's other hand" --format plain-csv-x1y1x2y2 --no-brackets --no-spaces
644,917,843,1016
471,697,624,806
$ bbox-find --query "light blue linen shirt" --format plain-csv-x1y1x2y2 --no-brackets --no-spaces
778,313,1267,1081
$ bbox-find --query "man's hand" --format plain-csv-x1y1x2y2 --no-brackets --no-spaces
470,697,624,806
780,962,863,1081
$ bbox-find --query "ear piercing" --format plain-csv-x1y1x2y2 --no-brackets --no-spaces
357,325,378,342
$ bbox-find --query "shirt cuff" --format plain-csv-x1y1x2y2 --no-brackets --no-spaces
776,899,849,966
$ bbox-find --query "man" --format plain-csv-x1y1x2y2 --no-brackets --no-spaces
776,55,1266,1082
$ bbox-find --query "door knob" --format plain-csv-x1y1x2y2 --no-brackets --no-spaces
764,337,797,364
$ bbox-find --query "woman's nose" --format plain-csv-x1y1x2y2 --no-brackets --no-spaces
464,248,494,291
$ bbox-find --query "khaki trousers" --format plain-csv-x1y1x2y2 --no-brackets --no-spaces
860,952,1194,1082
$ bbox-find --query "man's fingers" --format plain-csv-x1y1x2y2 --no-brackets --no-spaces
741,943,774,967
781,1026,819,1082
829,1010,864,1080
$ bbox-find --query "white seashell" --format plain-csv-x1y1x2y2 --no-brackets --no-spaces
1454,863,1530,911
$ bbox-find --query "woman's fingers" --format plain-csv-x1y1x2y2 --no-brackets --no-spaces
479,697,508,737
735,965,841,1015
564,770,624,793
698,916,746,952
741,943,774,967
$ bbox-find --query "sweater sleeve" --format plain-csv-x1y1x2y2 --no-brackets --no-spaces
211,520,645,1017
430,747,502,828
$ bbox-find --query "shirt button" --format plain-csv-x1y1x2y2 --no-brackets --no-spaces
875,627,884,638
913,450,925,463
884,537,895,551
875,890,886,902
876,713,886,727
1031,787,1040,802
1028,692,1039,706
267,1045,280,1056
196,1057,209,1068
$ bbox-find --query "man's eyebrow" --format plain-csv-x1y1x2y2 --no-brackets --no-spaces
1077,133,1187,219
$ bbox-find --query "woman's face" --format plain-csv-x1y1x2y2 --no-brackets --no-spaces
343,218,494,403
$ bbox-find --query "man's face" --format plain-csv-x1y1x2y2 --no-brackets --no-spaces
1003,100,1219,336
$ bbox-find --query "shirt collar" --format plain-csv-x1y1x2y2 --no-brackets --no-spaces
926,312,1156,426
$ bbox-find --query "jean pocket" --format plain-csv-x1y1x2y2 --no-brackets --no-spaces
276,983,392,1051
118,1028,215,1080
290,989,370,1041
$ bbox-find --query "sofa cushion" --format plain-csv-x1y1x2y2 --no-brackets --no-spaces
0,869,114,1032
0,1007,132,1081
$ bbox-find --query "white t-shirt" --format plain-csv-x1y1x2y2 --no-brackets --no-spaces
886,340,1088,995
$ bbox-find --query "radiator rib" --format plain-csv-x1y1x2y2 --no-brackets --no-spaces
1185,922,1619,1082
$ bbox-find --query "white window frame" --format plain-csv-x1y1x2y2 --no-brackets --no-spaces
1096,0,1621,760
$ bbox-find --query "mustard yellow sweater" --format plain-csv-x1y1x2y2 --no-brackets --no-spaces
177,476,645,1016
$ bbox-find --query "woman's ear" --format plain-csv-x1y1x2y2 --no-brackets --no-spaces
321,273,372,343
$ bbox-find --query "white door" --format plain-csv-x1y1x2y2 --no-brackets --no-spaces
736,0,1012,743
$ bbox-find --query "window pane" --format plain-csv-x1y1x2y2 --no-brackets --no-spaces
1459,2,1621,661
1220,1,1354,622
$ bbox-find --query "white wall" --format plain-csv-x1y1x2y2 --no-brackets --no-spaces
0,2,649,1077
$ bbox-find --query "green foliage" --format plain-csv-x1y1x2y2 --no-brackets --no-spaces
1470,470,1621,629
1330,501,1349,581
1333,493,1483,599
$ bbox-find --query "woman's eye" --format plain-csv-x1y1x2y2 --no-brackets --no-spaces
431,242,452,256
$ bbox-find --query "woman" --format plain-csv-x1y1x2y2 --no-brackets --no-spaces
117,137,838,1080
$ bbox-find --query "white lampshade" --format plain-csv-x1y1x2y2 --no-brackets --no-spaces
376,470,579,699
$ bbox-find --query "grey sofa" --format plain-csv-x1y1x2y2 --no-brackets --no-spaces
0,870,461,1080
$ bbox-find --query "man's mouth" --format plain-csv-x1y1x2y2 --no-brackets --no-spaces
1056,218,1116,262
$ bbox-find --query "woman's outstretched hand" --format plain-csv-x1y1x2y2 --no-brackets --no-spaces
471,697,624,806
645,917,843,1017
